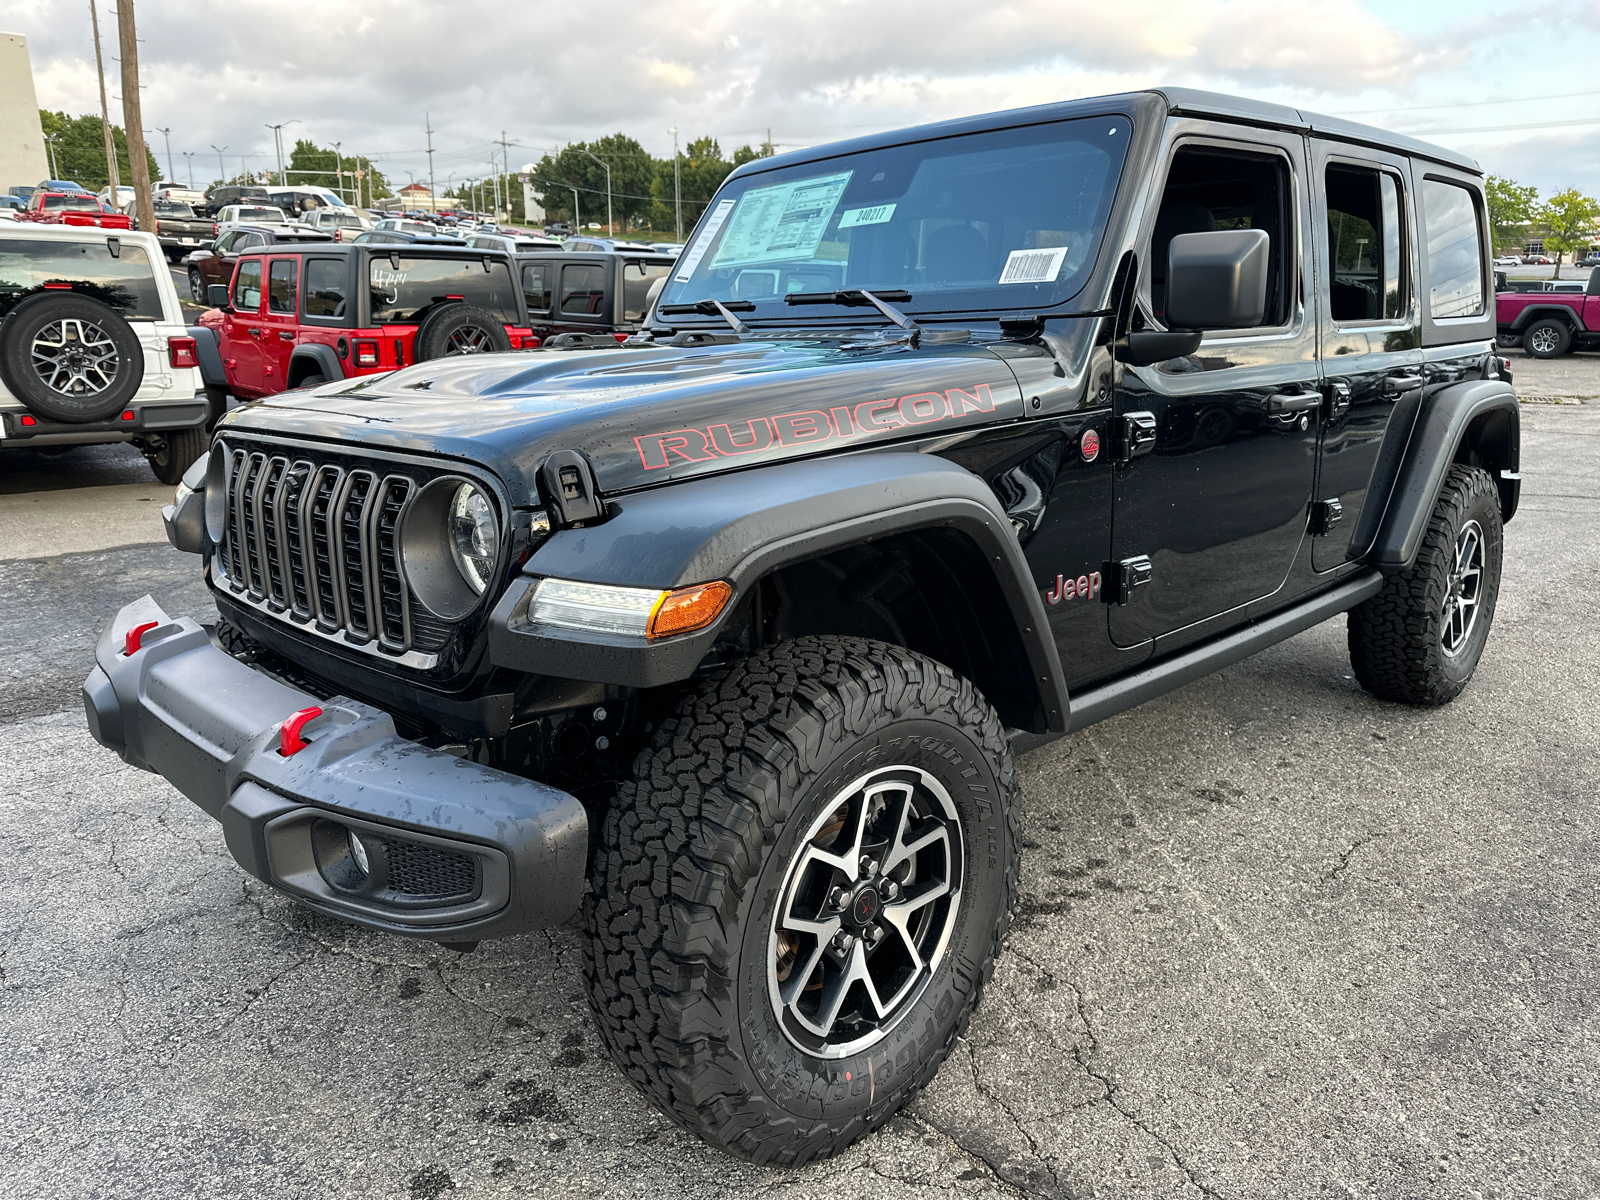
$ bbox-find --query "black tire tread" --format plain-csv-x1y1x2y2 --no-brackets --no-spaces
582,635,1020,1165
146,427,208,485
1348,464,1502,705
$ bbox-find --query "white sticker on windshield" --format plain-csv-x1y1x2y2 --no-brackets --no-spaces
998,246,1070,285
839,203,896,229
674,198,735,282
711,171,852,269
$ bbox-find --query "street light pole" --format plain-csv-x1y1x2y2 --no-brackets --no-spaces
333,142,344,203
576,148,612,235
182,150,195,189
153,126,174,182
211,144,228,188
669,127,682,241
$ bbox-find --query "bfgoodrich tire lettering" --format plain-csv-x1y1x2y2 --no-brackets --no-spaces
583,636,1020,1164
1348,464,1503,705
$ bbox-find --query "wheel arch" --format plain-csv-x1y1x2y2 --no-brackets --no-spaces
286,343,341,389
186,324,228,389
1368,379,1519,573
487,452,1070,734
1510,304,1582,333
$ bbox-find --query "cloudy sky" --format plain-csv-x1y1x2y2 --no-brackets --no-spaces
5,0,1600,198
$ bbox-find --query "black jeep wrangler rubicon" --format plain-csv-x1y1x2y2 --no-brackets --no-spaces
84,87,1518,1163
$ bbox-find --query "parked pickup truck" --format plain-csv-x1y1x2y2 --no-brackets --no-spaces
148,200,213,261
1496,267,1600,357
16,191,132,230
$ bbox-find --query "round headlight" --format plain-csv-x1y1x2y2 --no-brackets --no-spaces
448,483,498,594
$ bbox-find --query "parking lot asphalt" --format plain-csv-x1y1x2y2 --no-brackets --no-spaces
1,377,1598,1199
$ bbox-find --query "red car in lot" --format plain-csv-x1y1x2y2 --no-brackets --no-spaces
190,242,537,398
16,191,132,229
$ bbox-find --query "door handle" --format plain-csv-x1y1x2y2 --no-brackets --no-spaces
1266,389,1322,415
246,327,261,338
1381,371,1424,396
278,331,294,342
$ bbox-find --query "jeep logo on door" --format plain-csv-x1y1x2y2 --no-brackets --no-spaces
1045,571,1102,606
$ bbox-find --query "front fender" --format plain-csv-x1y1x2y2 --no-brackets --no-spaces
1369,379,1519,572
488,452,1070,731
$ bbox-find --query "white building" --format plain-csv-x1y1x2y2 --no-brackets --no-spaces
0,32,48,193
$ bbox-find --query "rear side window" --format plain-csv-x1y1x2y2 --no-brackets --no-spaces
0,238,163,319
367,255,520,323
559,262,607,316
234,259,263,311
1422,180,1485,318
1325,165,1405,322
623,260,671,320
304,259,346,317
268,259,297,313
522,263,552,311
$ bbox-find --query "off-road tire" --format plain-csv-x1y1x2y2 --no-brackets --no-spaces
583,636,1021,1164
1522,318,1571,359
413,303,511,361
1348,464,1503,705
143,427,208,485
0,292,145,422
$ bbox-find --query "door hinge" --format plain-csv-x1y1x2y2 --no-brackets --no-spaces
1104,555,1153,605
1115,411,1157,463
1323,380,1351,421
1309,498,1344,536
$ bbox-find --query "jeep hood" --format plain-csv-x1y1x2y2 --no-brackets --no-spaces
221,338,1032,507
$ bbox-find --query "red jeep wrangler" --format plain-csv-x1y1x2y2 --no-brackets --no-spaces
189,243,537,399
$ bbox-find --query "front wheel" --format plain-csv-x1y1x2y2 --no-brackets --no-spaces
583,636,1020,1163
1348,464,1504,705
1523,318,1571,358
142,427,208,485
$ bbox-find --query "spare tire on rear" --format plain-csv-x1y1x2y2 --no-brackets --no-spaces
0,291,146,423
413,303,511,361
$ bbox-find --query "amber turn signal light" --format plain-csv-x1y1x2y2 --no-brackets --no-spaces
646,581,732,639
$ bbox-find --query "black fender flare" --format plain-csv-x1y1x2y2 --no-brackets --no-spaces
1510,304,1582,333
1369,378,1519,573
186,324,228,389
287,343,343,388
487,452,1071,732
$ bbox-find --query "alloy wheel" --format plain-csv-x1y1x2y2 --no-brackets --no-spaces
1441,519,1484,656
30,318,120,396
1528,326,1561,355
444,325,495,354
768,766,963,1059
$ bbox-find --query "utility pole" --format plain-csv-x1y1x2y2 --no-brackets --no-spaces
333,142,343,203
211,144,227,187
182,150,195,189
115,0,155,235
669,127,682,240
264,123,286,185
46,135,59,180
576,148,611,235
424,113,437,214
90,0,120,200
496,130,517,221
153,125,174,181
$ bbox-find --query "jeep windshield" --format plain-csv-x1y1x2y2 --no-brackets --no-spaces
658,115,1131,320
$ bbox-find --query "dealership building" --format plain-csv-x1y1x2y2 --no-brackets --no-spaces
0,32,48,193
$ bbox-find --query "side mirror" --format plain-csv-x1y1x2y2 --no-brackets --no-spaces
1165,228,1269,330
206,284,231,309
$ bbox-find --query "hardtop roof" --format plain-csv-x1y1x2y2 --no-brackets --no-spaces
732,86,1478,183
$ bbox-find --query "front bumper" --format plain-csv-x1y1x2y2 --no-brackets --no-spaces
82,595,588,941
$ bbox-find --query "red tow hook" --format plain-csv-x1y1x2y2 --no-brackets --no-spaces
278,706,324,756
123,621,160,656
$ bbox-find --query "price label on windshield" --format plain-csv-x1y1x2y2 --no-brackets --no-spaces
710,171,852,269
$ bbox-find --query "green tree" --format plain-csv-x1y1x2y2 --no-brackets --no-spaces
530,135,656,231
285,139,390,203
1485,175,1538,252
1534,187,1600,278
37,109,158,192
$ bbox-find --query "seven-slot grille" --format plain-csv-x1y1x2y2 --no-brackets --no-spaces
218,446,441,655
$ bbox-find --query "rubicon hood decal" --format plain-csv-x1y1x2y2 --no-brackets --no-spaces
225,339,1026,502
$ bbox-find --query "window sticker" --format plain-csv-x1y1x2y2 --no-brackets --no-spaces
674,198,735,282
839,203,896,229
998,246,1070,285
710,171,852,269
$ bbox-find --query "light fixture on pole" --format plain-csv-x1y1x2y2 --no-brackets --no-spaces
575,148,612,235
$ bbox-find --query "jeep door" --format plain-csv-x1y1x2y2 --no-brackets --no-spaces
221,256,269,397
1308,141,1423,570
258,255,300,394
1110,124,1320,648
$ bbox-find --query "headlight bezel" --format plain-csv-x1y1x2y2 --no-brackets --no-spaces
399,475,505,619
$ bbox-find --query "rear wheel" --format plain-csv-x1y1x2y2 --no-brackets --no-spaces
142,427,208,485
1523,319,1571,358
584,636,1020,1163
1348,464,1503,705
188,269,205,305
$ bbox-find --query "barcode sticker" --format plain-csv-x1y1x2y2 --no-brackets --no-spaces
998,246,1070,285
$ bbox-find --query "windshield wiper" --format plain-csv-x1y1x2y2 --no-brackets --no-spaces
657,298,753,335
784,288,921,344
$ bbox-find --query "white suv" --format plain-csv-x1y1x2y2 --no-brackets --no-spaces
296,208,372,241
0,225,210,483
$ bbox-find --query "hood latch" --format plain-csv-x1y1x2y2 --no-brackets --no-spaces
539,450,603,526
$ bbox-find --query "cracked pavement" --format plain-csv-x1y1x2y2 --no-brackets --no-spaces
2,398,1598,1199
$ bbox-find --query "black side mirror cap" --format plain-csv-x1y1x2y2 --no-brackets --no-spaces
1165,228,1269,330
206,284,230,309
1114,330,1204,367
